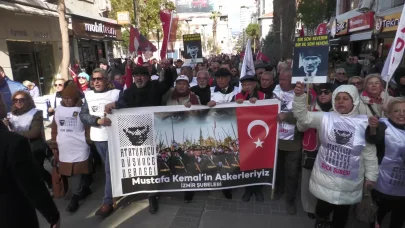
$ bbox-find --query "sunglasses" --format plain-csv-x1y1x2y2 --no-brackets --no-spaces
12,98,26,103
231,70,237,73
54,83,63,87
91,77,105,81
338,72,346,75
78,76,87,79
318,90,331,95
349,58,354,61
351,81,363,86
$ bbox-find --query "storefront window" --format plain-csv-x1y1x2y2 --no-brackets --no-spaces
7,41,55,95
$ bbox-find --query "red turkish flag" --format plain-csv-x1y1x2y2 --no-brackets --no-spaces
236,104,278,171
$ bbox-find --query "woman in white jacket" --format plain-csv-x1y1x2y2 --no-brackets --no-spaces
293,83,379,228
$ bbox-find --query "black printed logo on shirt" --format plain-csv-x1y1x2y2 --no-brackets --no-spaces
91,106,98,112
59,120,65,126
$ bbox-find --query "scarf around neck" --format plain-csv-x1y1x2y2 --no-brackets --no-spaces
171,88,199,105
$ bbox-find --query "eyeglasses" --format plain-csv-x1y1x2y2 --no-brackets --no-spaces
351,81,363,86
12,98,26,103
78,76,87,79
317,90,331,95
91,77,105,81
337,72,346,75
54,83,63,87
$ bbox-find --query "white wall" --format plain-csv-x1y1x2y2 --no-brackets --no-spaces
261,18,273,39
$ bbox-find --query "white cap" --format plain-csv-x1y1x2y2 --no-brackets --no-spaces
176,75,189,83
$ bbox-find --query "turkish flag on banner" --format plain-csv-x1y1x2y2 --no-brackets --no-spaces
236,104,279,171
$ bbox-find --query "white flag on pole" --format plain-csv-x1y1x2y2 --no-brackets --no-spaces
387,6,405,81
239,39,256,91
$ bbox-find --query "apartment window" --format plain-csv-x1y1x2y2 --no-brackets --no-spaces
380,0,405,12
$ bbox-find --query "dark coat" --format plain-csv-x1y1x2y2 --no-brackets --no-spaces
116,67,176,108
0,123,59,228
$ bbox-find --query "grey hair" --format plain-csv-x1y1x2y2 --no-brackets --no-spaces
277,62,288,70
92,68,108,78
363,74,383,89
261,71,275,79
196,70,209,78
335,68,346,74
280,68,292,77
387,97,405,115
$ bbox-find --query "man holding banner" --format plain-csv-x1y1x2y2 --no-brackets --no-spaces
104,65,176,214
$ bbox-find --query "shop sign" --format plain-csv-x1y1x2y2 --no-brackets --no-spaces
34,31,49,38
335,20,348,36
348,12,374,32
9,29,28,37
72,17,122,40
375,12,401,33
117,11,130,25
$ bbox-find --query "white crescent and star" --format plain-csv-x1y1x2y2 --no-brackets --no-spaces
247,120,270,148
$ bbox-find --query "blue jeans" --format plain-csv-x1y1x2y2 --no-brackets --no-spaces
94,141,113,205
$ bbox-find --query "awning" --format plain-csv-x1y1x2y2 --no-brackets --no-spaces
336,9,362,22
350,31,373,41
0,0,58,17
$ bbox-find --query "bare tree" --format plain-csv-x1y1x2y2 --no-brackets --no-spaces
57,0,70,80
280,0,296,58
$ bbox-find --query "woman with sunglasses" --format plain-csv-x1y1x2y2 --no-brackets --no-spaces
293,83,378,228
299,83,336,220
2,91,53,193
73,72,91,92
348,76,363,93
333,68,348,86
48,82,92,213
48,78,65,117
366,97,405,228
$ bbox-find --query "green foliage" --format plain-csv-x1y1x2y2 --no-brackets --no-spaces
245,23,260,39
109,0,175,38
121,29,130,50
262,31,279,60
297,0,336,32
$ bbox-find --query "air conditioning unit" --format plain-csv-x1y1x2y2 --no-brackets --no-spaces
99,0,111,12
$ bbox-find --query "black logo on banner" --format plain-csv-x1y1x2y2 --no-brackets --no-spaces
91,106,98,112
59,120,65,126
334,129,353,145
118,114,153,147
123,125,151,146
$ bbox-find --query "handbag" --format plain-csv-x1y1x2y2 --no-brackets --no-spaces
302,150,318,170
355,186,378,223
52,161,68,199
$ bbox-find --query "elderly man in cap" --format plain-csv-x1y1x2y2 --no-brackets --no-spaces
207,68,238,108
104,64,175,214
166,75,200,106
234,73,269,202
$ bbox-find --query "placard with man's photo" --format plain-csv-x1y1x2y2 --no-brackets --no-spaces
292,36,329,83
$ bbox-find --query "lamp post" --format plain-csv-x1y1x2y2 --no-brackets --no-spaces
185,19,192,34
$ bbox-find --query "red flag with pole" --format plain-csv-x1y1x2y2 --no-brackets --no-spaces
300,25,305,37
160,10,172,60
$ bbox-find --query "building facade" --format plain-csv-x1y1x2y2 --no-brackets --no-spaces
0,0,121,95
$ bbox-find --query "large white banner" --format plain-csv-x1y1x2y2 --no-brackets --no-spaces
107,100,280,197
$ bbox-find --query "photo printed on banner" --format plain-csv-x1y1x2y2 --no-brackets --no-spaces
118,114,158,178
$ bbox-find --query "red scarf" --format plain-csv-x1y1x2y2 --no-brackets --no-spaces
361,91,383,104
171,88,199,105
